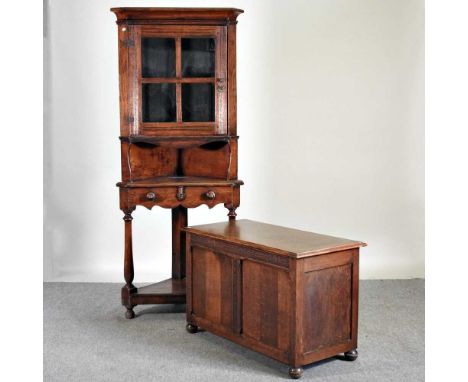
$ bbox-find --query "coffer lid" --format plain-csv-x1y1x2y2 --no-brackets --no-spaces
184,219,366,258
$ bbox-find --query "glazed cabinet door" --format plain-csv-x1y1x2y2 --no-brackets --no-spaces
129,25,227,136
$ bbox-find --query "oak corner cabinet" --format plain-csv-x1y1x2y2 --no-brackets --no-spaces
110,7,244,319
184,220,367,379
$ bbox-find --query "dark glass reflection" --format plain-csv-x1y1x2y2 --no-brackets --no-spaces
182,83,215,122
142,83,176,122
182,38,215,77
141,38,176,78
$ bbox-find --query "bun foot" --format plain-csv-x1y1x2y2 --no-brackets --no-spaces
125,307,135,319
186,323,199,333
344,349,358,361
288,367,303,379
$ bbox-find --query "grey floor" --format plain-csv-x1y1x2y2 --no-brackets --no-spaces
44,280,424,382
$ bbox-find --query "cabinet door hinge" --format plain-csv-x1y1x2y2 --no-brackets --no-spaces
123,39,135,48
127,116,134,123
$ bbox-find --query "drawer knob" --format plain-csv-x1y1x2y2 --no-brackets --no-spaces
176,186,186,201
205,190,216,200
146,191,156,201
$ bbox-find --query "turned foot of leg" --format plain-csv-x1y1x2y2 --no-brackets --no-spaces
344,349,358,361
288,367,303,379
186,323,198,333
125,306,135,319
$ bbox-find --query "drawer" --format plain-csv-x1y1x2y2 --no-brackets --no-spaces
124,185,235,209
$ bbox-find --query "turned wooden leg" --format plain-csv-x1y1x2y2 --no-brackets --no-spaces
288,367,303,379
225,187,240,221
344,349,358,361
172,206,188,279
227,207,237,221
186,323,198,334
122,207,137,319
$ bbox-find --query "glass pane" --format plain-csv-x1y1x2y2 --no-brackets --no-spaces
141,38,175,78
182,38,215,77
182,83,215,122
142,83,176,122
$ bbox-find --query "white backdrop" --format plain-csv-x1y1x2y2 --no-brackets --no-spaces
44,0,424,282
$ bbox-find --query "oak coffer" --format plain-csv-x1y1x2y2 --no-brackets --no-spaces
184,219,366,379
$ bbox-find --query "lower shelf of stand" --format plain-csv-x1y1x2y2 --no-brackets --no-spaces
128,278,186,305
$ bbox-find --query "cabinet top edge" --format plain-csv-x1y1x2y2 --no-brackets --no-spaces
111,7,244,22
